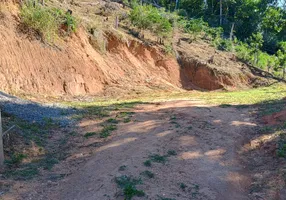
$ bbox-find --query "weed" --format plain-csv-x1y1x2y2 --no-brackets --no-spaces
100,125,117,138
277,143,286,157
167,150,177,156
106,118,119,124
140,170,154,178
143,160,152,167
179,183,187,191
41,156,59,170
115,175,144,200
84,132,97,138
119,165,127,171
149,154,168,164
187,126,193,130
5,165,39,180
5,153,27,167
123,118,131,123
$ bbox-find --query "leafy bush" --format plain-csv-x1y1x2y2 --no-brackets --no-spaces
129,5,172,41
20,1,78,42
215,38,233,52
235,42,252,62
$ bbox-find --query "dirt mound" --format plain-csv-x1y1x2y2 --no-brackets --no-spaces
262,109,286,125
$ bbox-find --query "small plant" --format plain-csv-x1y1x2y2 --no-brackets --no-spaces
119,165,127,171
115,175,145,200
123,118,131,123
277,143,286,157
100,125,117,138
140,170,154,178
5,153,27,167
179,183,187,191
149,154,168,164
143,160,152,167
106,118,119,124
167,150,177,156
84,131,97,138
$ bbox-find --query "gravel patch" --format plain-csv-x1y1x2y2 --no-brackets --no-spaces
0,91,76,126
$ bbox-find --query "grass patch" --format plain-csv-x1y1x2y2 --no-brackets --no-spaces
140,170,154,178
106,118,119,124
149,154,168,164
4,165,39,180
20,1,78,42
115,175,145,200
167,150,177,156
143,160,152,167
5,153,27,167
100,125,117,138
179,183,187,191
84,131,97,138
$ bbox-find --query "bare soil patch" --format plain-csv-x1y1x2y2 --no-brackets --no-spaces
11,100,261,200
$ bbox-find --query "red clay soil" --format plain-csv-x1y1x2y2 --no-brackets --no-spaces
262,109,286,125
0,3,274,97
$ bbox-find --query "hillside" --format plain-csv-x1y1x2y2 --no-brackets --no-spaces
0,1,286,200
0,0,275,98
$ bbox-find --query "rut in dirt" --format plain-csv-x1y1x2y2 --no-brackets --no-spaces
27,100,257,200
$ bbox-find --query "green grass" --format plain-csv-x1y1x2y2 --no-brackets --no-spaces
84,132,97,138
20,1,78,42
100,125,117,138
149,154,168,164
115,175,145,200
5,153,27,167
4,165,39,180
143,160,152,167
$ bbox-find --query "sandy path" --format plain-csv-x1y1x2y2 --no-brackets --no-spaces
35,100,256,200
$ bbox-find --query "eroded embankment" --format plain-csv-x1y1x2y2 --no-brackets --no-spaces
0,4,274,97
0,9,182,97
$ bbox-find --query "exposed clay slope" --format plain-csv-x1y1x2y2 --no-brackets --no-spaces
0,10,182,96
0,3,275,97
177,39,271,90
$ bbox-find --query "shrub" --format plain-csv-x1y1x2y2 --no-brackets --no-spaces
216,38,233,52
20,1,78,42
129,5,172,41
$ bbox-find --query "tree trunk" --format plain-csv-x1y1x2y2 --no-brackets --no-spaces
175,0,179,10
229,22,234,40
220,0,223,26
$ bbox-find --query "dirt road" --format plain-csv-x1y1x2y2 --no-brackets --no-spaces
26,100,257,200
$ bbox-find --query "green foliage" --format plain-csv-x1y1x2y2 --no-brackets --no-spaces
149,154,168,163
5,153,27,167
215,38,233,52
129,5,172,40
20,1,78,42
143,160,152,167
277,42,286,78
115,175,145,200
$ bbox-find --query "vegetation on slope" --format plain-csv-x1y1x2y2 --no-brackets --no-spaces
20,0,78,42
